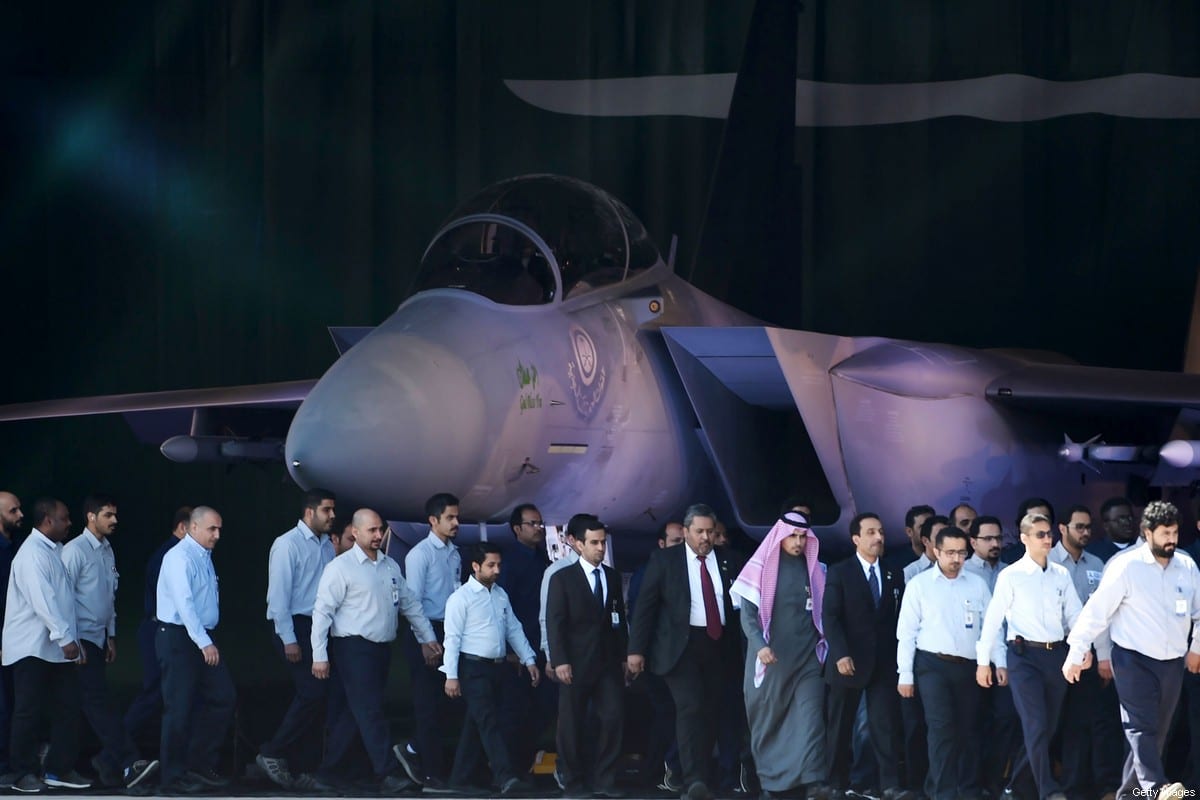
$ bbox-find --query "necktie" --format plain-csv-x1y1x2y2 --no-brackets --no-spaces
698,556,722,640
592,567,604,609
868,564,881,608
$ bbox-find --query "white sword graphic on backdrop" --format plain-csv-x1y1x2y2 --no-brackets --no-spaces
505,73,1200,125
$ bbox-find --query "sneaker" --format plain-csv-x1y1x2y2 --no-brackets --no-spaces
380,774,415,795
256,753,293,788
43,770,92,789
0,772,20,790
659,762,684,793
125,760,159,789
91,754,123,788
185,767,230,788
13,774,45,794
291,773,337,795
393,743,424,786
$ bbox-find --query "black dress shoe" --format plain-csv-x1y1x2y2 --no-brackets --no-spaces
380,774,416,795
185,768,229,788
161,774,208,795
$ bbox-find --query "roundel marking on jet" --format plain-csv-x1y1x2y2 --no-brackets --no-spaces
567,324,607,418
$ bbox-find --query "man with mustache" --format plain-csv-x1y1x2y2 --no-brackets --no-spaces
1064,501,1200,800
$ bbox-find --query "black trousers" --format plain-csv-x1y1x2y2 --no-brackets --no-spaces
79,639,138,772
827,679,902,791
0,662,14,772
1111,644,1184,797
663,627,728,788
261,615,328,761
402,621,450,780
1059,660,1123,796
123,618,163,743
9,657,80,776
320,636,397,782
1006,643,1068,800
499,652,557,775
451,657,517,788
915,651,979,800
556,665,624,791
156,624,236,783
977,681,1022,795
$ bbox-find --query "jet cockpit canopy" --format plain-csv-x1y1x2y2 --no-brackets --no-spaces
411,174,661,305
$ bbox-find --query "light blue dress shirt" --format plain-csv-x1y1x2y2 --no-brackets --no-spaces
61,529,118,648
2,530,76,665
265,520,335,644
902,554,935,584
977,555,1082,668
1066,543,1200,666
1048,542,1105,606
539,550,579,660
897,566,999,685
963,554,1007,592
311,547,434,663
405,531,462,621
441,577,535,680
156,533,220,649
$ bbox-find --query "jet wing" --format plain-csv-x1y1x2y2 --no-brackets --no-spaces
986,364,1200,411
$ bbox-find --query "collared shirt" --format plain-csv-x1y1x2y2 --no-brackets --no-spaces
896,566,998,685
1049,542,1106,605
962,554,1007,592
539,549,580,660
686,543,726,627
578,558,608,605
977,555,1081,668
143,535,181,620
1066,544,1200,665
497,540,549,650
61,529,118,648
902,554,935,584
3,530,77,664
311,545,434,663
856,552,882,585
157,534,220,650
441,576,535,680
266,520,335,644
405,531,462,621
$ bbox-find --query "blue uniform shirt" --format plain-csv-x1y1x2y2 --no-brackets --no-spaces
156,534,220,649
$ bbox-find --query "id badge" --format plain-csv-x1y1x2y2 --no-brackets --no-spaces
611,611,621,628
805,597,814,612
964,601,975,629
391,589,400,606
1177,598,1188,617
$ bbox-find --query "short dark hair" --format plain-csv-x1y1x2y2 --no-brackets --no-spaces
919,515,950,542
905,504,936,529
969,515,1002,538
470,541,502,568
1140,500,1179,533
302,488,336,514
656,522,676,543
1100,497,1133,518
566,513,602,542
780,496,813,516
934,527,968,549
948,503,975,522
173,506,194,530
1062,504,1091,523
849,512,880,538
509,503,539,532
32,497,62,527
425,493,460,520
1017,497,1055,528
332,514,353,540
83,493,117,518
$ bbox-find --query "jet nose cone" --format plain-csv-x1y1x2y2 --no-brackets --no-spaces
285,330,487,514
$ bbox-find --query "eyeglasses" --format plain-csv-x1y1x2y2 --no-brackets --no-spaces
522,520,546,529
974,535,1001,543
939,549,969,558
1070,523,1092,532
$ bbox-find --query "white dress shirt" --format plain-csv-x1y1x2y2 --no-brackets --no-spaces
686,543,726,627
441,577,536,680
311,546,434,663
977,555,1082,668
265,520,335,644
579,558,608,605
1066,544,1200,666
539,549,579,659
1049,542,1105,605
157,533,220,649
903,554,935,584
2,530,76,665
405,531,462,621
61,529,118,648
897,566,999,685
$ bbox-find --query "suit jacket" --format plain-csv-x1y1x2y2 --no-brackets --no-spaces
546,561,628,684
822,555,904,689
627,544,743,676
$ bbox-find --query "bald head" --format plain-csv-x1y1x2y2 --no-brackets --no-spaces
350,508,386,559
188,506,222,550
0,492,23,539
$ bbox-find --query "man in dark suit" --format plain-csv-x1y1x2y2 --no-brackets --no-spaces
823,512,908,800
546,514,628,798
628,503,743,800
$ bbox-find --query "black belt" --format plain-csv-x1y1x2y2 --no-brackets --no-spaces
919,650,971,664
1011,638,1064,650
460,653,505,664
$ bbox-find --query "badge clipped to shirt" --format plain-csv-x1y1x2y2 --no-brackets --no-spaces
1086,570,1102,588
805,586,813,612
964,600,976,629
611,611,621,629
1177,586,1188,617
391,576,400,607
